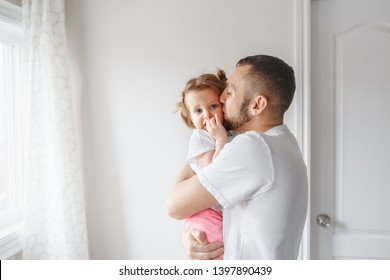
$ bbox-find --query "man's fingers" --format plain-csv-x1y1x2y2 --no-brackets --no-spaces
183,228,224,260
197,243,224,260
210,246,225,260
188,242,224,260
190,228,208,245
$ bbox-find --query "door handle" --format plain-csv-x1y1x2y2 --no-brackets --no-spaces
316,213,331,228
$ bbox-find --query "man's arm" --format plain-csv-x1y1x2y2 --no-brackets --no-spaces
167,167,218,220
172,163,195,186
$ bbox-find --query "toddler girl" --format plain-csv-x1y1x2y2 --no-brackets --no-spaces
176,69,228,259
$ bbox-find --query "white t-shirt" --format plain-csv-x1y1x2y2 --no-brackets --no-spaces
186,129,216,174
198,124,308,259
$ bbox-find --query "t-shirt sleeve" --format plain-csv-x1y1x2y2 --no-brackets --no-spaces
186,129,216,165
197,133,274,209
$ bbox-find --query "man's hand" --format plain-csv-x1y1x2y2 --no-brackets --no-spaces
182,227,224,260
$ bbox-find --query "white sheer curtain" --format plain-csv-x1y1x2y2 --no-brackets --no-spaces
21,0,89,259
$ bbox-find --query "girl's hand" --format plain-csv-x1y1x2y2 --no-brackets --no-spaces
206,114,228,142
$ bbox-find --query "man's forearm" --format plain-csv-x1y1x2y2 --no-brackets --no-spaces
167,172,218,220
173,164,195,186
167,175,204,219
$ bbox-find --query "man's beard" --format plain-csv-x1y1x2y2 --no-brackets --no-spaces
224,98,251,131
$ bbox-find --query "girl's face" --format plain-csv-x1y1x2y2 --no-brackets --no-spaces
185,88,224,130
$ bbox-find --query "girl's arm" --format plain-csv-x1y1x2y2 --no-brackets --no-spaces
195,150,214,168
213,137,228,160
192,114,228,170
206,114,228,160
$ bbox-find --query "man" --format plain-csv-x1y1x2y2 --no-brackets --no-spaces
167,55,308,259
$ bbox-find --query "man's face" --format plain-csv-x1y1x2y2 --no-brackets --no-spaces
220,65,252,131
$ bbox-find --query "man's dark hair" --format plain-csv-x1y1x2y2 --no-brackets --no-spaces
236,55,296,117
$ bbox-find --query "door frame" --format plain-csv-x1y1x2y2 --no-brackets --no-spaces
295,0,311,260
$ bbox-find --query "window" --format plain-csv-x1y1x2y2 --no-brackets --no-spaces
0,0,23,259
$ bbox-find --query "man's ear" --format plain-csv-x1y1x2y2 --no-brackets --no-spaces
251,95,268,115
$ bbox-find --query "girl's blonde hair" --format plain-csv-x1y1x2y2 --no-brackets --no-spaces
177,69,227,128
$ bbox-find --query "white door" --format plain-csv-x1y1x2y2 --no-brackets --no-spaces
310,0,390,259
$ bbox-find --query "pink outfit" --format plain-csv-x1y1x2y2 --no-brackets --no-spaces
184,208,223,243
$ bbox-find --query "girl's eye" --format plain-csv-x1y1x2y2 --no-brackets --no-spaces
194,108,202,114
210,104,219,110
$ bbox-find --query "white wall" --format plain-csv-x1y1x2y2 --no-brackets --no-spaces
66,0,297,259
4,0,21,6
